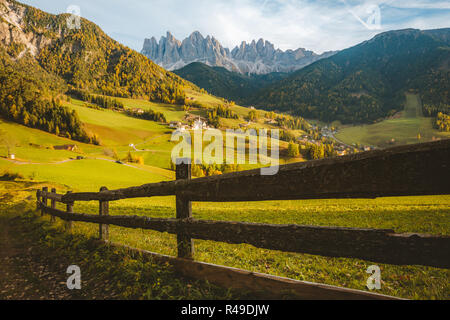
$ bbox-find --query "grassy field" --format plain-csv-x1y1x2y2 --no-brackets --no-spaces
1,91,449,300
0,181,245,300
63,99,170,146
1,178,448,300
0,100,284,180
335,94,450,147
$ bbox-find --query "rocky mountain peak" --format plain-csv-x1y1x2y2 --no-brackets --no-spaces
142,31,337,74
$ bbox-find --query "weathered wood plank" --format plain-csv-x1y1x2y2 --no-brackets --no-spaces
100,241,402,300
176,161,194,259
36,190,41,210
60,140,450,203
65,191,73,232
50,188,56,223
41,187,48,216
99,186,109,241
39,203,450,268
39,191,63,202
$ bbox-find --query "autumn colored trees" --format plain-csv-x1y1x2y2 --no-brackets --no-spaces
0,57,93,144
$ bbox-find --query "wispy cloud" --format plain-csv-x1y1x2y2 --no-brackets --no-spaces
19,0,450,53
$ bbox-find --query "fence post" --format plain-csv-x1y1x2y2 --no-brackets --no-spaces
41,187,48,216
50,188,56,223
65,191,73,233
176,159,194,259
36,189,41,211
99,186,109,241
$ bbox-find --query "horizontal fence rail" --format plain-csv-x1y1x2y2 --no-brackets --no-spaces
37,203,450,269
35,140,450,299
55,139,450,203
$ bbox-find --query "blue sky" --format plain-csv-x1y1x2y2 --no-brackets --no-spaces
20,0,450,53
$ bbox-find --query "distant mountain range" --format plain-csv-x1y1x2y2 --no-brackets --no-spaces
1,0,448,129
141,31,336,75
171,28,450,125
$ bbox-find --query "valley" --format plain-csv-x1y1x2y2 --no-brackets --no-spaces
1,86,448,300
0,0,449,301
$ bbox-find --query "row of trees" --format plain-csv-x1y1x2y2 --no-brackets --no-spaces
422,103,450,117
248,110,258,121
207,105,239,128
306,142,336,160
276,115,310,131
69,90,125,110
279,130,297,143
124,151,144,165
214,105,239,119
184,99,208,110
193,163,244,177
0,97,93,144
169,161,243,177
287,141,336,160
434,112,450,132
125,109,167,123
0,56,94,144
422,103,450,132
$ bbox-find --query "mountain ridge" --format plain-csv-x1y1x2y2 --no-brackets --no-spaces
0,0,199,143
246,28,450,124
0,0,196,103
173,62,289,103
142,31,336,74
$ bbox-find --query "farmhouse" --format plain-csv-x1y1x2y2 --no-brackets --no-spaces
192,118,208,131
54,145,78,151
169,121,182,128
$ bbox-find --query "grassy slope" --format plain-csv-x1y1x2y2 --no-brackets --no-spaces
1,178,448,300
63,92,288,169
335,94,450,147
1,92,449,299
0,116,175,191
0,89,284,187
0,181,244,300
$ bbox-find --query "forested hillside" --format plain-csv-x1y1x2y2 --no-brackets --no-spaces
247,28,450,124
174,62,288,104
0,0,201,142
0,0,197,102
0,45,94,143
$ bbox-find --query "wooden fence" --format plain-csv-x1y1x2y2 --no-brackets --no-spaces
36,139,450,300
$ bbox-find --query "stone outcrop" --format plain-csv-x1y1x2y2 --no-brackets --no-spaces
142,31,336,74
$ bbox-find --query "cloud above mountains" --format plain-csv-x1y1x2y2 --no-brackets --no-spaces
20,0,450,53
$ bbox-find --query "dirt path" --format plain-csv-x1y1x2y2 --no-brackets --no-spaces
3,157,169,176
0,215,118,300
0,218,53,299
2,158,76,165
0,216,77,299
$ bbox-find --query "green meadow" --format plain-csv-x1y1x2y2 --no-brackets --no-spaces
335,94,450,147
1,179,449,300
0,91,449,300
